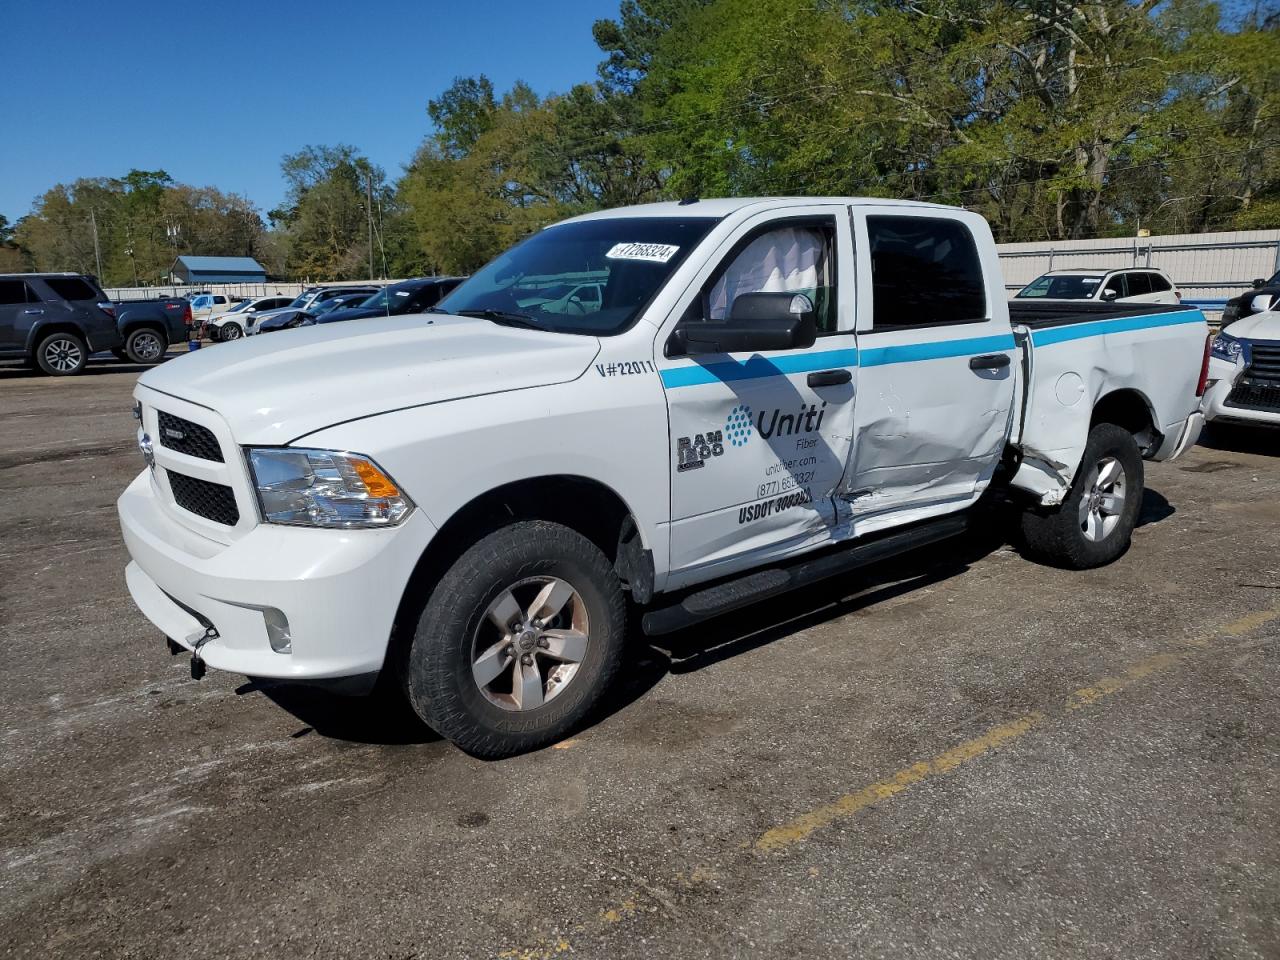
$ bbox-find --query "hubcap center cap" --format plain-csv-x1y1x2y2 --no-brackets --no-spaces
516,630,537,652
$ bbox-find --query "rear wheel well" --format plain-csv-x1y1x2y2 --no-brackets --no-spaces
123,319,166,339
387,477,642,675
27,323,87,359
1091,389,1159,455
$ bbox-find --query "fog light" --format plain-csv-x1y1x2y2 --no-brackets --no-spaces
263,608,293,654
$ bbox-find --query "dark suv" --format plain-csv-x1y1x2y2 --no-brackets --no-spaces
1221,270,1280,328
0,273,120,375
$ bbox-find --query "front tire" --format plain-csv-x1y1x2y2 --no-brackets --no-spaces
34,331,88,376
1020,422,1144,569
404,520,626,758
219,322,243,341
124,327,168,364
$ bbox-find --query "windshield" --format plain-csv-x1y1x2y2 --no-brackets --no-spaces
437,216,720,335
358,284,418,313
1016,274,1105,299
313,296,358,316
225,300,252,313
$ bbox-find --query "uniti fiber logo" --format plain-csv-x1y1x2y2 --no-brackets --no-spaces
725,404,754,446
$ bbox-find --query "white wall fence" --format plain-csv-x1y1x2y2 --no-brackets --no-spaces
105,279,400,301
997,229,1280,320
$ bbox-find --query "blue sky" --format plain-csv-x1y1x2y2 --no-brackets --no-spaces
0,0,618,224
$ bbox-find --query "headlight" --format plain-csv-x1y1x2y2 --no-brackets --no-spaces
245,447,413,528
1210,333,1243,362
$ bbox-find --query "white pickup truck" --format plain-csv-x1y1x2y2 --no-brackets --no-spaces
118,198,1210,757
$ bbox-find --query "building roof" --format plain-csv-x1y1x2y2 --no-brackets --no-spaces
172,256,266,274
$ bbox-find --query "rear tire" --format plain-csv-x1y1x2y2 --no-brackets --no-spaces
1020,422,1144,569
124,327,168,364
34,331,88,376
404,520,626,758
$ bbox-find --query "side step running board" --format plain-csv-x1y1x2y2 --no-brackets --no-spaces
641,513,970,636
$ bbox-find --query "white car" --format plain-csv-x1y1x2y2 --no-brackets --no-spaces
118,197,1209,758
1202,308,1280,429
206,295,295,341
1016,268,1181,305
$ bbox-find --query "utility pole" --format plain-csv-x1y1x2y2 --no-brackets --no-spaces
89,208,104,281
366,170,375,281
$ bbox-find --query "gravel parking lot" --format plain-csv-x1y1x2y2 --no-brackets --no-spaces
2,356,1279,960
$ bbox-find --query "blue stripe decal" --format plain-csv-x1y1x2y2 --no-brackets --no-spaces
660,349,858,388
858,334,1016,368
1030,310,1205,347
659,310,1205,388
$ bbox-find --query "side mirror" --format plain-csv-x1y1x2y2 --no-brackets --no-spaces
1100,289,1119,302
670,292,817,355
1251,278,1266,288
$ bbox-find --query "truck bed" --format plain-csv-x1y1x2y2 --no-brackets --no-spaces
1008,300,1198,329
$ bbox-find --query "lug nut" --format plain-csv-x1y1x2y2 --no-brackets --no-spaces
520,654,534,666
536,637,550,649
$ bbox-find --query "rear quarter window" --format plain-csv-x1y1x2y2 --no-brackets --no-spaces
42,277,100,301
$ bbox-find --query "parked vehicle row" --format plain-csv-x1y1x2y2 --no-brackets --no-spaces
118,197,1213,760
0,273,194,375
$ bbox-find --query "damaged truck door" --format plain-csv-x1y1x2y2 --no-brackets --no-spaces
843,209,1018,524
659,209,858,581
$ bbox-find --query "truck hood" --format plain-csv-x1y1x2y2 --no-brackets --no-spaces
137,313,600,444
1225,309,1280,341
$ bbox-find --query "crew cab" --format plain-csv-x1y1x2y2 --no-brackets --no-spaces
118,198,1210,758
1202,308,1280,429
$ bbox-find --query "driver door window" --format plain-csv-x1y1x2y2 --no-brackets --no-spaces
1103,275,1127,299
679,222,836,340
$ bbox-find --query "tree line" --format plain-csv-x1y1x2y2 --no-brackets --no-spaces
6,0,1278,286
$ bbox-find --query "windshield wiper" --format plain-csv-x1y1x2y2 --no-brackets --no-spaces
454,308,543,330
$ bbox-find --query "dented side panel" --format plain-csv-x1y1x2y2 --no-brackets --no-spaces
841,205,1018,527
1010,309,1209,503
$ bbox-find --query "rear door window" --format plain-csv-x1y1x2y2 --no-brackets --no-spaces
43,277,99,301
867,216,986,327
1147,273,1171,292
1125,272,1151,296
0,280,39,304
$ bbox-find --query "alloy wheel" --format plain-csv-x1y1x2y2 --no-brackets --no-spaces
1078,456,1127,542
471,576,590,711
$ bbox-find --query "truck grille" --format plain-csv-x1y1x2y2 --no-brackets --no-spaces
1225,380,1280,413
157,411,224,462
1248,343,1280,381
167,471,240,525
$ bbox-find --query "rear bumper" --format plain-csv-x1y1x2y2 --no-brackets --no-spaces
1148,411,1204,462
118,470,435,681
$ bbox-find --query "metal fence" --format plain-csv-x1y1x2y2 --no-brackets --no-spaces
104,279,400,302
997,229,1280,320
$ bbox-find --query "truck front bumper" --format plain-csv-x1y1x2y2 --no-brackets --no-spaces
1202,374,1280,428
118,470,435,683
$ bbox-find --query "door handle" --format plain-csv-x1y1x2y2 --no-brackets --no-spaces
807,369,852,387
969,353,1010,370
22,308,44,315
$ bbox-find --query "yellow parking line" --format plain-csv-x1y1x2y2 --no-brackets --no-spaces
756,713,1043,852
755,606,1280,853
